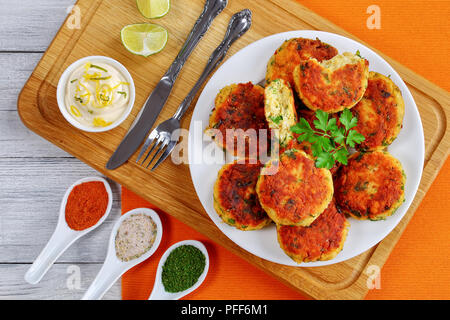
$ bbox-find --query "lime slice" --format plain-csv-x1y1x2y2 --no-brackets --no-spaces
121,23,168,57
136,0,170,19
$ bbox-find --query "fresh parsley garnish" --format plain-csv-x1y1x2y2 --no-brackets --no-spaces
290,109,365,169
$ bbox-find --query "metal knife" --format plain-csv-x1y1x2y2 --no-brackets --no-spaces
106,0,228,170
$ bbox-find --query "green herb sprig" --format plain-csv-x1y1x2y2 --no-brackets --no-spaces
290,109,365,169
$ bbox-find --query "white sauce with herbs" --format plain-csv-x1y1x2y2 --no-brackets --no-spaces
65,61,130,128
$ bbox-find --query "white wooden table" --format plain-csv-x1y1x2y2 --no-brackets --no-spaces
0,0,121,299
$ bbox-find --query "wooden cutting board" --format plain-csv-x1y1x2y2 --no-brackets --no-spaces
17,0,450,299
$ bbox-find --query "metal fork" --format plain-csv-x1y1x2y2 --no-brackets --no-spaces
136,9,252,171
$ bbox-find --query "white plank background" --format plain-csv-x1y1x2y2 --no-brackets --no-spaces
0,0,122,299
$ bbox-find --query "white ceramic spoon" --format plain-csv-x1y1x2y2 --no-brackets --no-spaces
82,207,163,300
24,176,113,284
149,240,209,300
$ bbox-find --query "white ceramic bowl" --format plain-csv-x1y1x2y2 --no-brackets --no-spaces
56,55,135,132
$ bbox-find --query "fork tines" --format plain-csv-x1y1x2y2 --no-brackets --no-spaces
136,131,172,171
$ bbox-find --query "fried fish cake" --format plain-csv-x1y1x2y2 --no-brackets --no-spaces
293,52,369,113
266,37,338,89
264,79,298,148
213,161,272,230
208,82,268,158
280,109,316,157
334,151,406,221
281,133,312,158
277,200,349,263
350,72,405,150
256,149,334,226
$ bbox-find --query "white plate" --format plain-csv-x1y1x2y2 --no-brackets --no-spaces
188,31,424,267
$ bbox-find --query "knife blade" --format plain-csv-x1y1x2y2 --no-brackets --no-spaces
106,0,228,170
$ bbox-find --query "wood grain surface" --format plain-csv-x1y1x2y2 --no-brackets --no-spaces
0,0,122,299
8,0,450,299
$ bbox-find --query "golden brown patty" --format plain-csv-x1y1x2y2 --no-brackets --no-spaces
264,78,298,148
277,200,349,263
214,161,272,230
293,52,369,113
207,82,268,158
350,72,405,150
334,151,406,220
256,149,334,226
266,37,338,89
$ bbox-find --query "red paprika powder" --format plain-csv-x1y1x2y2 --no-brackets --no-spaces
65,181,109,231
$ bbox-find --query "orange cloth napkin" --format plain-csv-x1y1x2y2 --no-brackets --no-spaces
122,0,450,299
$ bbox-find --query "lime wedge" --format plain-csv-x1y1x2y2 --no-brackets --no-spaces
121,23,168,57
136,0,170,19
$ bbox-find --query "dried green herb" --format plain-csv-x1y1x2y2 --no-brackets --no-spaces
161,245,206,293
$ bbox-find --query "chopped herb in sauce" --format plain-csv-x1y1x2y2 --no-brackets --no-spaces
89,76,112,81
74,96,84,103
90,64,108,72
116,91,127,98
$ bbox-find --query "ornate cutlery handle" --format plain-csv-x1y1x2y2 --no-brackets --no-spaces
173,9,252,120
164,0,228,83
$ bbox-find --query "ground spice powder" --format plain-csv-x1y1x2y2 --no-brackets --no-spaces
162,245,206,293
65,181,108,231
